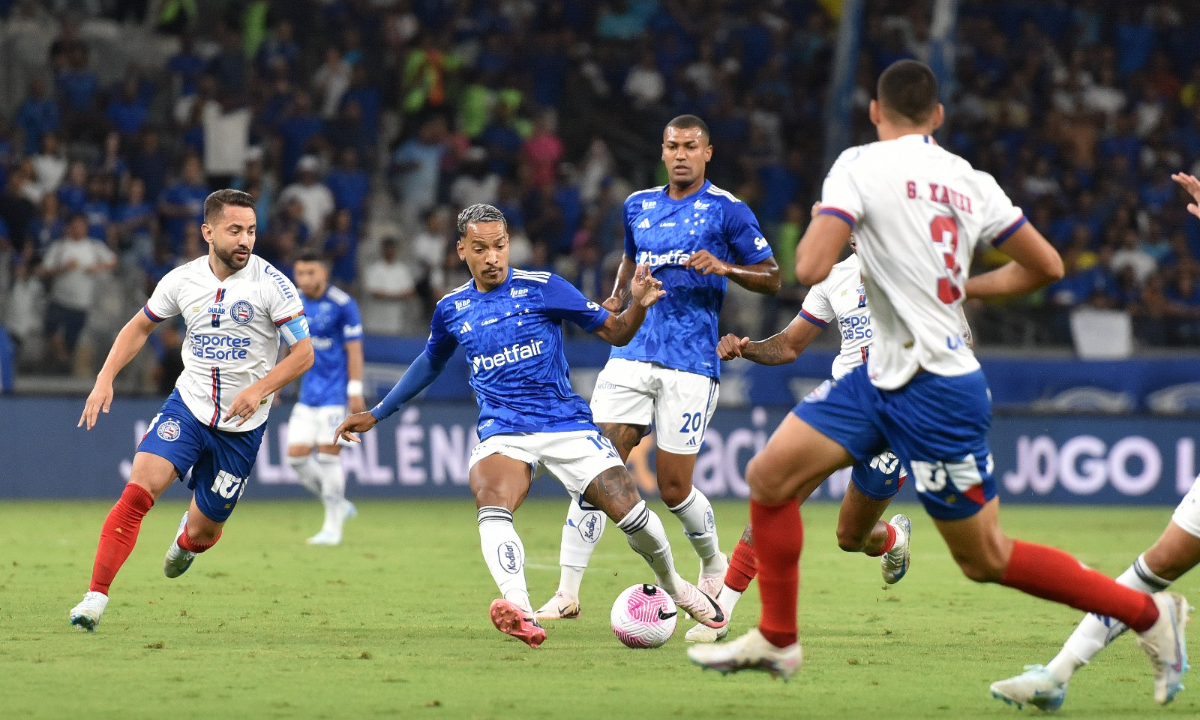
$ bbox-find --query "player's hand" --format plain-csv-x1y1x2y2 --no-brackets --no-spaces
335,411,378,443
223,387,265,427
78,379,114,430
717,334,751,360
629,262,665,308
686,249,729,277
601,295,624,313
348,394,367,415
1172,172,1200,217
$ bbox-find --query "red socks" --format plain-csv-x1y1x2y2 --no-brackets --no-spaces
750,498,803,648
89,484,155,594
865,522,897,558
178,529,220,553
725,538,758,593
1001,540,1160,632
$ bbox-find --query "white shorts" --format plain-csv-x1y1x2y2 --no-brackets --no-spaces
589,358,719,455
468,430,625,500
286,403,349,448
1172,475,1200,539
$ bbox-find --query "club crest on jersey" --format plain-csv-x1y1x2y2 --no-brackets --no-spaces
230,300,254,325
156,418,182,442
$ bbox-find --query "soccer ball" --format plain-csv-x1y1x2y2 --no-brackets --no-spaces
610,584,677,648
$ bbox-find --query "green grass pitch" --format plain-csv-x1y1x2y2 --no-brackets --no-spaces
1,499,1195,719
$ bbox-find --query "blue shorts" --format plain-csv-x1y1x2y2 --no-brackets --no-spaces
795,366,995,520
849,450,907,501
137,390,265,523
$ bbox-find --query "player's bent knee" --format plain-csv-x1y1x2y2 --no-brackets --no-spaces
951,552,1007,583
836,527,868,553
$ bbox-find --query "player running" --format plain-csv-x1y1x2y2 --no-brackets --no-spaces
286,250,364,546
334,204,726,648
689,60,1189,707
70,189,313,631
989,171,1200,710
537,114,780,621
684,233,911,643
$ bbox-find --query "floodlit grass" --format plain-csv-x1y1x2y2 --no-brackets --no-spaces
0,499,1193,719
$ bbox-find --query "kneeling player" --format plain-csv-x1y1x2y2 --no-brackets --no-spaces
70,190,313,631
685,239,910,643
336,204,725,647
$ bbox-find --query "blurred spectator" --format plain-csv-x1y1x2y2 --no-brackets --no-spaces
391,116,448,220
56,161,87,214
522,113,565,189
277,92,324,183
411,208,449,302
113,178,156,259
3,256,45,367
324,148,370,228
323,209,359,287
29,194,64,256
16,78,60,156
128,129,170,202
82,174,114,245
362,238,418,335
106,77,151,139
158,156,208,252
313,47,353,119
278,156,335,238
30,133,67,200
38,214,116,371
450,147,501,208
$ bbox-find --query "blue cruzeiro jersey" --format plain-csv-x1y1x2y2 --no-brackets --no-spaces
611,180,773,378
426,268,609,440
298,285,363,407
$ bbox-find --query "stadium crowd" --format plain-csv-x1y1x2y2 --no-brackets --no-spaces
0,0,1197,385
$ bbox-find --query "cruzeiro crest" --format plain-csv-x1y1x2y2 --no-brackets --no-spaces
229,300,255,325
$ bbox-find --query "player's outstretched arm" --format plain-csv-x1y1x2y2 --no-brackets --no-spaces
603,254,637,312
685,251,781,295
717,315,823,365
795,214,852,287
78,312,158,430
224,337,315,426
593,262,665,346
964,223,1064,299
335,350,450,442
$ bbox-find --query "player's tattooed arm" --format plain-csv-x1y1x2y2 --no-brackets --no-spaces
595,263,665,346
603,255,637,312
582,465,642,520
717,315,822,366
686,252,781,295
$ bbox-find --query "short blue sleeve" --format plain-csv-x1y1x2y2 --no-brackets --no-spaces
424,302,460,364
542,275,610,332
341,299,364,341
723,201,774,265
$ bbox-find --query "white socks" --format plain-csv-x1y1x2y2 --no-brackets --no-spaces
1047,554,1172,683
478,506,531,612
716,586,743,617
616,501,684,595
315,453,346,536
669,488,724,574
557,499,607,597
288,455,322,496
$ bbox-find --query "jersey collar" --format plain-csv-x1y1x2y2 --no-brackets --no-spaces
660,179,711,204
894,133,938,146
469,267,513,296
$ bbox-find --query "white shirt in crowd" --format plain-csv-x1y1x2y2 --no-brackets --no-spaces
42,236,117,310
278,180,336,236
362,259,418,335
820,134,1025,389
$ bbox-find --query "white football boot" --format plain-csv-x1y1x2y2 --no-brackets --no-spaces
533,591,581,620
989,665,1067,711
881,514,911,584
307,528,342,546
163,511,196,578
698,553,729,598
670,581,727,629
688,628,802,680
69,591,109,632
685,622,730,643
1136,591,1191,705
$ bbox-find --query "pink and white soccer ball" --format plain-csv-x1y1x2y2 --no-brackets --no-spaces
610,584,678,648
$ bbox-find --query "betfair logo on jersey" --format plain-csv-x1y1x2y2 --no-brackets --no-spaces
637,218,651,229
636,248,691,269
191,334,251,360
470,339,546,373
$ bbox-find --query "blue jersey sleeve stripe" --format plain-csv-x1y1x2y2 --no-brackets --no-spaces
143,305,165,322
991,215,1028,247
798,309,829,328
818,207,856,228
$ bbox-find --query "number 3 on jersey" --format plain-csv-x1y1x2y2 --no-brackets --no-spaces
930,215,963,304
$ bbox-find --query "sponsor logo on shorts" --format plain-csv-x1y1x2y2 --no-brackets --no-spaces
803,379,833,404
157,418,181,441
229,300,254,325
498,541,522,573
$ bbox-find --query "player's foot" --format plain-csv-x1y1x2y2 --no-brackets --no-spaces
989,665,1067,711
881,514,911,584
533,591,580,620
163,511,196,578
307,529,342,546
489,598,546,648
685,622,729,643
670,581,727,629
342,499,357,520
698,553,729,598
1136,591,1191,705
69,591,109,632
687,628,802,680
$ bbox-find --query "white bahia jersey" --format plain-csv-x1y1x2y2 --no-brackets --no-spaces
798,254,870,380
819,134,1025,390
143,255,308,432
